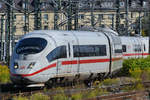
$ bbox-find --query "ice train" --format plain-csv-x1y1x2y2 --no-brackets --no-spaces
9,28,149,86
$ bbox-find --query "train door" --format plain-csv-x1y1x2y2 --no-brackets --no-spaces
56,42,71,76
58,42,72,74
57,38,79,76
66,40,79,75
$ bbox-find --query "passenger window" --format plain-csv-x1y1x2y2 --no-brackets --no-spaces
115,49,122,53
97,45,107,56
73,45,80,57
46,46,67,62
134,45,142,52
79,45,95,57
73,45,107,57
122,45,126,52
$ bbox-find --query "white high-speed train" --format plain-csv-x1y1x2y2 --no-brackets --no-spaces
9,28,149,86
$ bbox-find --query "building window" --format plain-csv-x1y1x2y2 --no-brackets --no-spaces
13,26,16,32
131,12,133,18
108,15,113,19
120,2,124,7
120,24,125,29
22,15,25,21
120,14,125,19
44,25,48,30
79,25,84,29
22,15,28,21
43,14,48,21
22,2,25,9
79,14,84,19
41,2,47,9
98,14,103,20
14,15,16,20
95,1,101,6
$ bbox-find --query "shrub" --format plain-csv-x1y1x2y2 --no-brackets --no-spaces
0,65,10,83
71,92,82,100
13,95,28,100
30,93,50,100
122,56,150,77
101,78,120,86
129,68,142,80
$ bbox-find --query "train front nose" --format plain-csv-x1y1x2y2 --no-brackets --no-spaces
10,37,48,84
10,61,37,84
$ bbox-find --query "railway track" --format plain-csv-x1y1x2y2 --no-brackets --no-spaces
1,80,150,100
85,91,149,100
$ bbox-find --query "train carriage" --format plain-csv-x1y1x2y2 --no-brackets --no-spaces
121,36,149,59
9,28,149,86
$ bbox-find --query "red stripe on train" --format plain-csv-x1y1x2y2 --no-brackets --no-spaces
79,59,110,64
123,53,149,56
11,63,56,77
11,57,122,77
62,57,122,65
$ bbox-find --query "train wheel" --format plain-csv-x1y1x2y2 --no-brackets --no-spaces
84,80,93,87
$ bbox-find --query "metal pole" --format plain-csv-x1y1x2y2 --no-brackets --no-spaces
67,0,72,30
11,2,15,58
34,0,41,30
112,14,114,30
99,14,102,27
91,0,94,27
0,15,4,61
54,0,60,30
54,12,59,30
116,0,120,34
24,0,29,34
139,11,141,35
112,14,114,29
125,0,129,35
74,1,78,30
5,0,13,65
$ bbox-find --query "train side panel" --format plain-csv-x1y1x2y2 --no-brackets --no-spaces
74,31,110,75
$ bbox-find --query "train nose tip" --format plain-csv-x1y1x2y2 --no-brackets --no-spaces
11,75,33,85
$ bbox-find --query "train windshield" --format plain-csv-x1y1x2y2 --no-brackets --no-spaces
16,38,47,54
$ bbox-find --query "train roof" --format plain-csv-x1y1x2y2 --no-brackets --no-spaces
22,30,107,38
22,27,119,39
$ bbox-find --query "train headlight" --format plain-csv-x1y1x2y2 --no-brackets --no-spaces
27,62,35,69
14,62,19,69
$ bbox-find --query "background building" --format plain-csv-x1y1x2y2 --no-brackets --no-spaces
0,0,150,63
